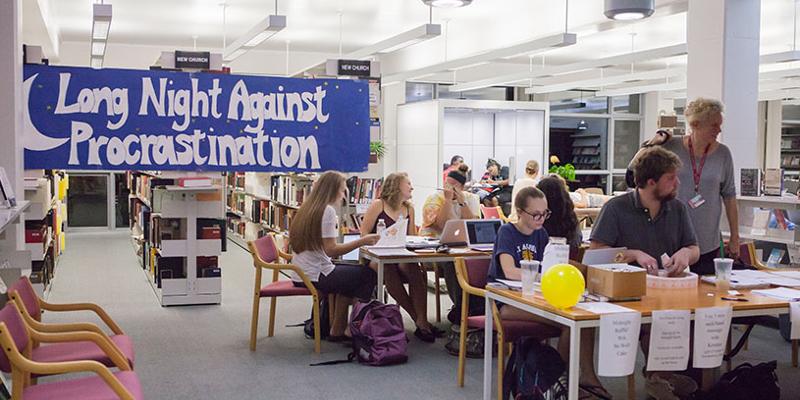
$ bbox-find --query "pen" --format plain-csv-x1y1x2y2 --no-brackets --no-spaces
720,297,749,302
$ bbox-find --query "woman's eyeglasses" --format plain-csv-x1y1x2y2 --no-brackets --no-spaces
520,208,551,221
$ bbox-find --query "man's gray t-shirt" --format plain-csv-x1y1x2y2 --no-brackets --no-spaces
662,137,736,254
590,190,698,268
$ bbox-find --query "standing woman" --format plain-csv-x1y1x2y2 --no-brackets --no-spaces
653,98,738,274
361,173,441,342
289,171,380,341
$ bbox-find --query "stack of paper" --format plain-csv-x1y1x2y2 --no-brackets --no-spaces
751,287,800,301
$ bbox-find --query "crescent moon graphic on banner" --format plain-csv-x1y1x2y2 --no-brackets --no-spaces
23,73,69,151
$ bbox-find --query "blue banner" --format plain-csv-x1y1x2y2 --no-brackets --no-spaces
23,64,370,172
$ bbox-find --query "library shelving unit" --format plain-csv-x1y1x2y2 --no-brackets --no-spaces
22,170,68,295
129,171,225,306
0,201,32,292
569,133,602,170
780,121,800,172
721,195,800,267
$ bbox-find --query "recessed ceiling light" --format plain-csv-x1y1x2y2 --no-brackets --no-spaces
422,0,473,8
604,0,654,21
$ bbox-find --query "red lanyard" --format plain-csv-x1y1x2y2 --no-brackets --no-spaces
687,137,710,193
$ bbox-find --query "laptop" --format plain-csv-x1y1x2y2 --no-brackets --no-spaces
440,219,468,247
339,234,363,264
466,219,502,251
581,247,627,265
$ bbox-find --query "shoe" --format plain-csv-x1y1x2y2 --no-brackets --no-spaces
579,384,612,400
644,373,680,400
662,374,697,398
414,328,436,343
430,326,447,338
327,335,352,343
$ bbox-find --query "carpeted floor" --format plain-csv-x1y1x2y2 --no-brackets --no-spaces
35,231,800,399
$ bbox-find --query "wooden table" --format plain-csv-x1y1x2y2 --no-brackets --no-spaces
360,247,491,302
483,284,791,400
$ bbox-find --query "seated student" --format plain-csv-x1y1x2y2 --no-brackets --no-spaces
570,188,613,209
537,176,582,260
479,159,510,207
420,164,481,325
488,187,609,399
289,171,380,341
590,147,700,398
508,160,541,222
361,172,442,342
443,155,464,185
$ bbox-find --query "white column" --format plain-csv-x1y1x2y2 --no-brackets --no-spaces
764,100,782,169
687,0,761,187
0,0,24,249
643,91,676,142
380,81,406,176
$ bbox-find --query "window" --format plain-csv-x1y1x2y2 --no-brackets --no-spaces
612,95,640,114
549,92,608,114
613,120,641,169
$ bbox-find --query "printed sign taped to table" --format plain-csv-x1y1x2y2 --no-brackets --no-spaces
22,64,370,172
598,312,641,377
647,310,691,372
692,306,732,369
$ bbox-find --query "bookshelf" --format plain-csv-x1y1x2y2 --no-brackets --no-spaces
22,170,68,295
128,172,225,306
570,133,602,170
721,195,800,267
780,122,800,170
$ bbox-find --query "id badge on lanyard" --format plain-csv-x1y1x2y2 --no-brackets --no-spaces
688,138,710,209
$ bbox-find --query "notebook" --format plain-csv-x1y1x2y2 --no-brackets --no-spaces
466,219,501,251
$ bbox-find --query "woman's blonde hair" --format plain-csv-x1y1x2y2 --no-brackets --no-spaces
380,172,412,210
685,97,724,126
289,171,344,253
525,160,539,177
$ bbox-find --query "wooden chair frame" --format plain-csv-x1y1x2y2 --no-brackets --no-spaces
0,320,135,400
479,205,509,223
247,236,328,353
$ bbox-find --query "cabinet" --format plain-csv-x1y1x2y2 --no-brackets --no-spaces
721,195,800,266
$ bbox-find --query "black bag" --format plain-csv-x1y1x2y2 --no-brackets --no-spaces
704,361,780,400
302,296,330,340
503,337,567,400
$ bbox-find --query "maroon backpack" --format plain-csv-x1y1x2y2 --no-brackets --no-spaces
348,300,408,366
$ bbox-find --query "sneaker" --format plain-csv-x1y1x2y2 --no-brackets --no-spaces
645,372,698,400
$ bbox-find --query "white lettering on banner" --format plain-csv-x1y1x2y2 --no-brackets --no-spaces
64,127,321,170
647,310,691,372
55,73,129,130
598,312,642,377
693,307,732,369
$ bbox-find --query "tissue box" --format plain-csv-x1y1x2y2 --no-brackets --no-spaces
587,263,646,301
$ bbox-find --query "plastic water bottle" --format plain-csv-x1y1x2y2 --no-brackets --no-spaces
376,219,386,235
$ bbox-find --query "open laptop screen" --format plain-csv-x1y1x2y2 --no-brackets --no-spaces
466,220,502,245
341,234,361,261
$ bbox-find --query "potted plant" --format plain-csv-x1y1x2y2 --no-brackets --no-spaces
369,141,385,164
548,163,576,181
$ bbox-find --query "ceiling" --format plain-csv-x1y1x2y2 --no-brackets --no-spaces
20,0,800,93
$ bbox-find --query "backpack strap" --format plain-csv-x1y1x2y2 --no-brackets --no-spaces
309,352,356,366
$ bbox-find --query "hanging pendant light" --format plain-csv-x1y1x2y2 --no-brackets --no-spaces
422,0,472,8
604,0,654,21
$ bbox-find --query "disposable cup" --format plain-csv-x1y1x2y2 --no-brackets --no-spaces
520,260,540,297
714,258,733,290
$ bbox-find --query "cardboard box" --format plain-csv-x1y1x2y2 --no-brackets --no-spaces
587,263,646,301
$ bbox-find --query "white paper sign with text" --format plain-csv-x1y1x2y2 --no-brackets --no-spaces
598,312,642,377
647,310,691,371
692,306,732,368
790,302,800,340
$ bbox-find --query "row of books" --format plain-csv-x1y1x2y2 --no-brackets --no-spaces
227,192,246,215
270,175,313,207
781,155,800,168
226,172,245,189
346,177,383,205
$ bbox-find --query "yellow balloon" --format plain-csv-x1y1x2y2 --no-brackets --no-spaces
541,264,585,309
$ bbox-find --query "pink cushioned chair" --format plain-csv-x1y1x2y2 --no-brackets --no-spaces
480,205,508,222
0,303,141,399
454,257,561,400
248,234,327,353
7,278,134,370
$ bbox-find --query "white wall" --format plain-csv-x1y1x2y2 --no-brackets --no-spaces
397,101,440,221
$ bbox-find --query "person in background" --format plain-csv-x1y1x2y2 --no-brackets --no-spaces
420,164,481,326
653,98,738,275
443,155,464,185
488,187,608,399
509,160,541,221
537,176,582,260
480,159,510,207
361,173,442,342
289,171,380,342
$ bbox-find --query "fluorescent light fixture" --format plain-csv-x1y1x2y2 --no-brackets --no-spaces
760,88,800,101
604,0,655,20
91,42,106,57
759,80,800,92
422,0,472,8
595,80,686,97
524,67,684,94
760,50,800,64
90,3,112,66
223,14,287,63
450,43,686,92
381,32,576,85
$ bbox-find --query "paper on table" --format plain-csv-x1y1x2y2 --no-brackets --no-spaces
791,302,800,340
364,247,417,256
576,302,637,314
541,242,569,275
692,306,732,369
752,287,800,301
496,279,522,290
647,310,691,372
449,248,474,254
770,271,800,279
598,312,642,377
373,218,408,248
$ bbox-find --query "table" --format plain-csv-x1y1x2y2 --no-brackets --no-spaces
359,247,491,301
483,284,791,400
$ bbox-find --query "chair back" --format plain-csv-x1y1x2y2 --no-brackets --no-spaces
454,257,491,298
0,303,29,373
250,235,279,265
480,205,501,220
8,277,41,321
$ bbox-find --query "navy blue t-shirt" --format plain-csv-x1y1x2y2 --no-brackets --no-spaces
487,223,549,282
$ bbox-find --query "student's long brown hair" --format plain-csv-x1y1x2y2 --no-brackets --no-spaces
289,171,345,253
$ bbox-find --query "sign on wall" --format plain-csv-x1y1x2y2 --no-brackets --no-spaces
23,64,370,172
